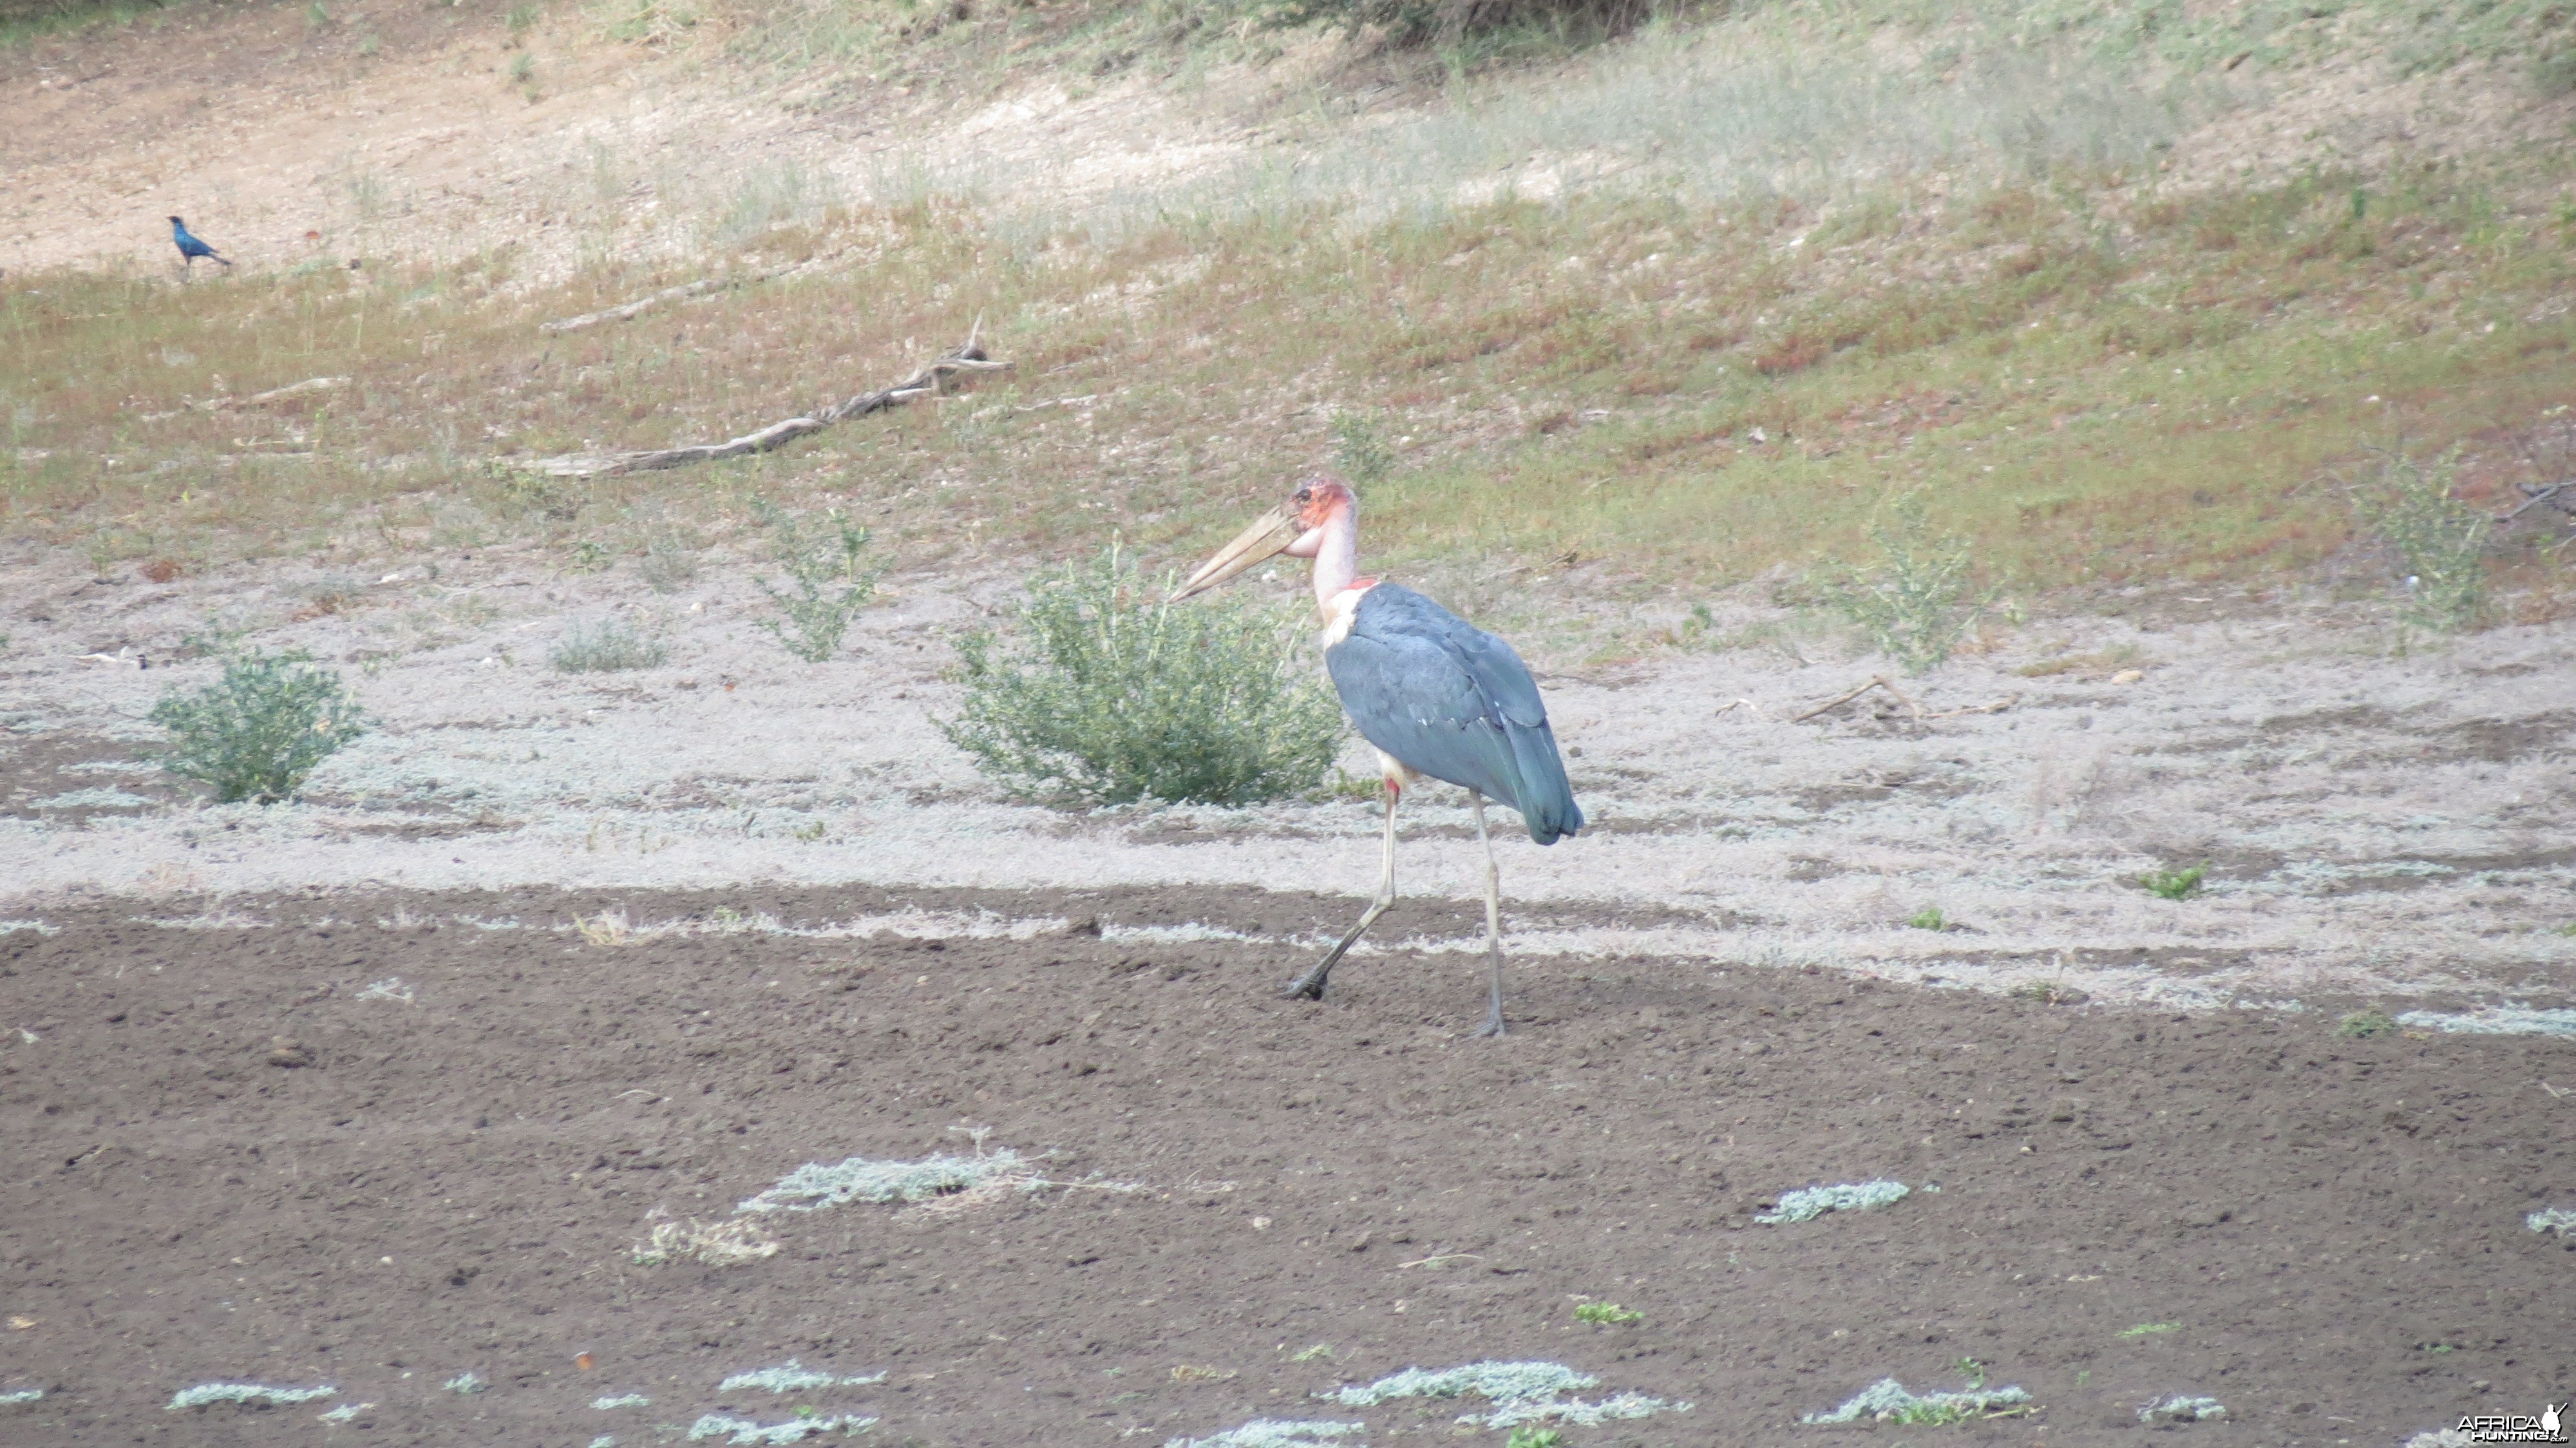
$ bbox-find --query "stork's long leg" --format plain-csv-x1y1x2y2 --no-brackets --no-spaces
1470,790,1508,1038
1282,781,1399,1001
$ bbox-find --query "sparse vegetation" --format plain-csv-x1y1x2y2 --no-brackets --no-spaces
2142,863,2208,900
2337,1010,2399,1039
2119,1322,2183,1337
1906,906,1947,931
1815,493,2000,674
1574,1301,1643,1325
940,545,1347,806
550,618,668,672
631,1217,782,1266
750,499,880,663
149,647,372,804
1331,410,1399,488
1505,1429,1565,1448
639,532,701,594
2009,979,2087,1005
2356,448,2492,633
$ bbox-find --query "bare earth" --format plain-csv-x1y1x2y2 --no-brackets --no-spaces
3,542,2574,1445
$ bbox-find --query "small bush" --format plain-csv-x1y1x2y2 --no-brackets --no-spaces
1261,0,1651,48
2141,862,2207,900
1506,1429,1565,1448
638,533,699,594
1816,493,2000,674
149,648,371,804
2337,1010,2398,1039
2356,448,2489,633
550,618,667,672
1573,1302,1643,1325
1906,906,1947,931
751,499,880,662
940,545,1347,806
1331,410,1398,487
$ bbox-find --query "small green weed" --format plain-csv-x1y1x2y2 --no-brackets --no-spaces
2119,1322,2182,1338
1506,1429,1566,1448
506,1,539,36
304,0,330,26
639,533,700,594
1816,493,2000,674
1573,1302,1643,1325
2337,1010,2398,1038
2009,979,2086,1005
2141,862,2208,900
750,499,880,662
1906,906,1947,931
549,619,667,673
1291,1344,1334,1362
568,538,610,573
149,648,371,804
507,50,535,85
940,544,1346,806
1331,409,1399,487
2355,448,2489,633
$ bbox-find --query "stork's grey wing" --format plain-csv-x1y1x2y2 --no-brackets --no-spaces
1325,584,1583,845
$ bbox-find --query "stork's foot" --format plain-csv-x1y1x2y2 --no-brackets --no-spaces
1279,970,1330,1002
1475,1013,1508,1039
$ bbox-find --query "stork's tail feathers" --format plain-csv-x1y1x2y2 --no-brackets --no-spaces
1506,721,1584,846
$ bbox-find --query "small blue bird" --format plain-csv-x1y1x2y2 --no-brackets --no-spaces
167,216,231,272
1170,474,1585,1036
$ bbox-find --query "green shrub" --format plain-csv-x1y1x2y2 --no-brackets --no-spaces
1573,1302,1643,1324
550,619,667,672
149,648,372,803
1816,493,2000,674
2337,1010,2398,1038
1332,409,1398,487
752,499,880,662
1260,0,1651,48
1906,906,1947,931
2357,448,2489,633
940,545,1346,806
2141,862,2207,900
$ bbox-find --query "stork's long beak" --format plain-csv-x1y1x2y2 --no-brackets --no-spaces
1168,504,1301,603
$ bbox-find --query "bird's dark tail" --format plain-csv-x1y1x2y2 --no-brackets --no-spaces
1504,720,1584,846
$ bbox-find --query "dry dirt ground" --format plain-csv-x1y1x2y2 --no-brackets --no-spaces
3,540,2575,1447
3,882,2573,1447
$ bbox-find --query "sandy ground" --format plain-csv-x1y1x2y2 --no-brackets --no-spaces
5,538,2572,1020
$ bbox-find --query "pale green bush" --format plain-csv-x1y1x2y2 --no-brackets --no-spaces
940,546,1345,806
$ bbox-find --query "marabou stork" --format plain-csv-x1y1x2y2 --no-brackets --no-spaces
1170,475,1582,1036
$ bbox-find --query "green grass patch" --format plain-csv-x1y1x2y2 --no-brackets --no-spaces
2336,1009,2398,1038
1573,1302,1643,1325
2119,1321,2183,1337
2141,863,2208,900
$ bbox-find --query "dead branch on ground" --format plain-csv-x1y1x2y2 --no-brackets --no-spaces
2497,480,2574,522
540,279,724,335
1794,674,1921,723
1924,694,2019,719
511,330,1007,479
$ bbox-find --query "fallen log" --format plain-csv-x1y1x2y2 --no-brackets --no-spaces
513,333,1007,479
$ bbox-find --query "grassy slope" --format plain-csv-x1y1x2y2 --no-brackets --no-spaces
5,0,2573,651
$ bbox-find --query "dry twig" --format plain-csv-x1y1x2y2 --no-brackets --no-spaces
2497,480,2574,522
1924,694,2020,719
539,278,725,336
1794,674,1922,723
513,328,1007,479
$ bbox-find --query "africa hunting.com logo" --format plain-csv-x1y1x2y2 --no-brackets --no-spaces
2458,1403,2569,1444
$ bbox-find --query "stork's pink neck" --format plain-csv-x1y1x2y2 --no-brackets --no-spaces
1303,495,1368,613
